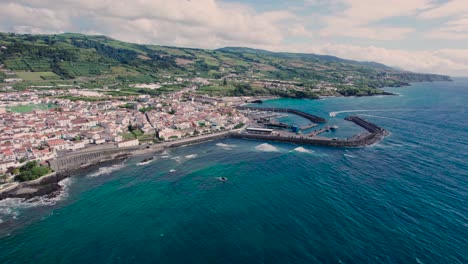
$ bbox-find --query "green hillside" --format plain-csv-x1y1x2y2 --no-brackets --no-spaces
0,32,451,97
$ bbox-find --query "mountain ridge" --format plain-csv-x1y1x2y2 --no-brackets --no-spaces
0,32,451,98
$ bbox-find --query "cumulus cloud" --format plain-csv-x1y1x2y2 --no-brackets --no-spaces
425,16,468,40
419,0,468,19
320,0,432,40
0,0,303,48
0,0,466,76
283,44,468,76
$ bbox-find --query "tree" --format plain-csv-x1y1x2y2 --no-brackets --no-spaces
222,78,227,86
0,174,7,183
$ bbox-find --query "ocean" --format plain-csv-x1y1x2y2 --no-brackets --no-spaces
0,79,467,263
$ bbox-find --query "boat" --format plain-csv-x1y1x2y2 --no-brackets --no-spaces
219,177,228,181
137,156,154,165
330,125,338,131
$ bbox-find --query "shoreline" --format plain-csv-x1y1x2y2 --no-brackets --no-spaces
0,103,390,202
0,131,235,202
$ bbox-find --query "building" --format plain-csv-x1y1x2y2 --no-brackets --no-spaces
117,139,139,148
0,161,17,173
47,139,68,151
245,127,273,135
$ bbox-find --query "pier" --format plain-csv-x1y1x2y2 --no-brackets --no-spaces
300,123,318,130
237,106,327,123
308,126,332,137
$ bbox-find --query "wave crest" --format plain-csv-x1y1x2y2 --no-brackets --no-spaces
87,164,125,178
216,143,236,149
292,147,313,154
255,143,279,152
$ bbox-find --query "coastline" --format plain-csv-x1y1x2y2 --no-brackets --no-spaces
0,90,401,202
0,130,236,202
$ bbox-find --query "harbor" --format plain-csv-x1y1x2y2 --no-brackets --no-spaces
234,106,389,147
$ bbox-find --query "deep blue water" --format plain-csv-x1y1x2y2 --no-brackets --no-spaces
0,79,467,263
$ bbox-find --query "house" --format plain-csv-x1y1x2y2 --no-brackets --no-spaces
68,141,85,151
2,150,16,161
158,128,183,140
47,139,68,151
93,138,106,145
117,139,139,148
0,161,17,173
100,133,123,142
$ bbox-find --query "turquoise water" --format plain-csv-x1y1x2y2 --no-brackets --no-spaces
1,79,467,263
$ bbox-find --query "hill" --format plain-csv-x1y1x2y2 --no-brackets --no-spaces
0,32,451,98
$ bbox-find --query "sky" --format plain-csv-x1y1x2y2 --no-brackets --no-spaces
0,0,467,76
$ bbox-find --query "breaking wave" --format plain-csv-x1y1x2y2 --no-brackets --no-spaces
0,178,73,222
255,143,279,152
216,143,236,149
329,108,428,117
292,147,313,154
87,164,125,178
185,154,198,159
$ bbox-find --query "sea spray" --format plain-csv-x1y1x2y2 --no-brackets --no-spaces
87,164,125,178
292,147,313,154
216,143,236,149
255,143,279,152
0,178,73,222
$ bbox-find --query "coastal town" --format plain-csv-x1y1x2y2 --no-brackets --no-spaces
0,85,250,184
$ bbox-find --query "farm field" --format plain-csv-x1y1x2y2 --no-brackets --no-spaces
8,103,55,113
15,71,60,81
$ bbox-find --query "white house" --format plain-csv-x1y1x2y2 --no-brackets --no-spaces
117,139,139,148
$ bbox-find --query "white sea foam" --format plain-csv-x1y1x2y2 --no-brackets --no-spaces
0,178,74,222
344,154,356,158
292,147,313,154
169,169,176,172
161,155,170,159
137,158,155,166
87,164,125,178
329,108,425,117
185,154,198,159
216,143,236,149
171,156,182,163
255,143,279,152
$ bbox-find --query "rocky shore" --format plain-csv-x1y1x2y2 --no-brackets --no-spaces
0,154,130,201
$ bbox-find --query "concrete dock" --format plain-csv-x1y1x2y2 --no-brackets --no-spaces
237,106,327,123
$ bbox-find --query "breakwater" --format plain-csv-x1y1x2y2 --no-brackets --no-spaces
230,131,385,147
231,116,388,147
345,116,385,133
237,106,327,123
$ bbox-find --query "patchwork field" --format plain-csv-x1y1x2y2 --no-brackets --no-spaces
8,103,55,113
15,71,60,81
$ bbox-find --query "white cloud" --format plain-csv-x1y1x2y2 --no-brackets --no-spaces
283,44,468,76
320,0,432,40
419,0,468,19
0,0,466,76
425,16,468,40
251,42,467,76
0,0,302,48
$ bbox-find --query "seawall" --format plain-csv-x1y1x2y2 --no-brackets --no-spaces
237,106,327,123
230,115,388,147
230,131,385,147
49,146,141,172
